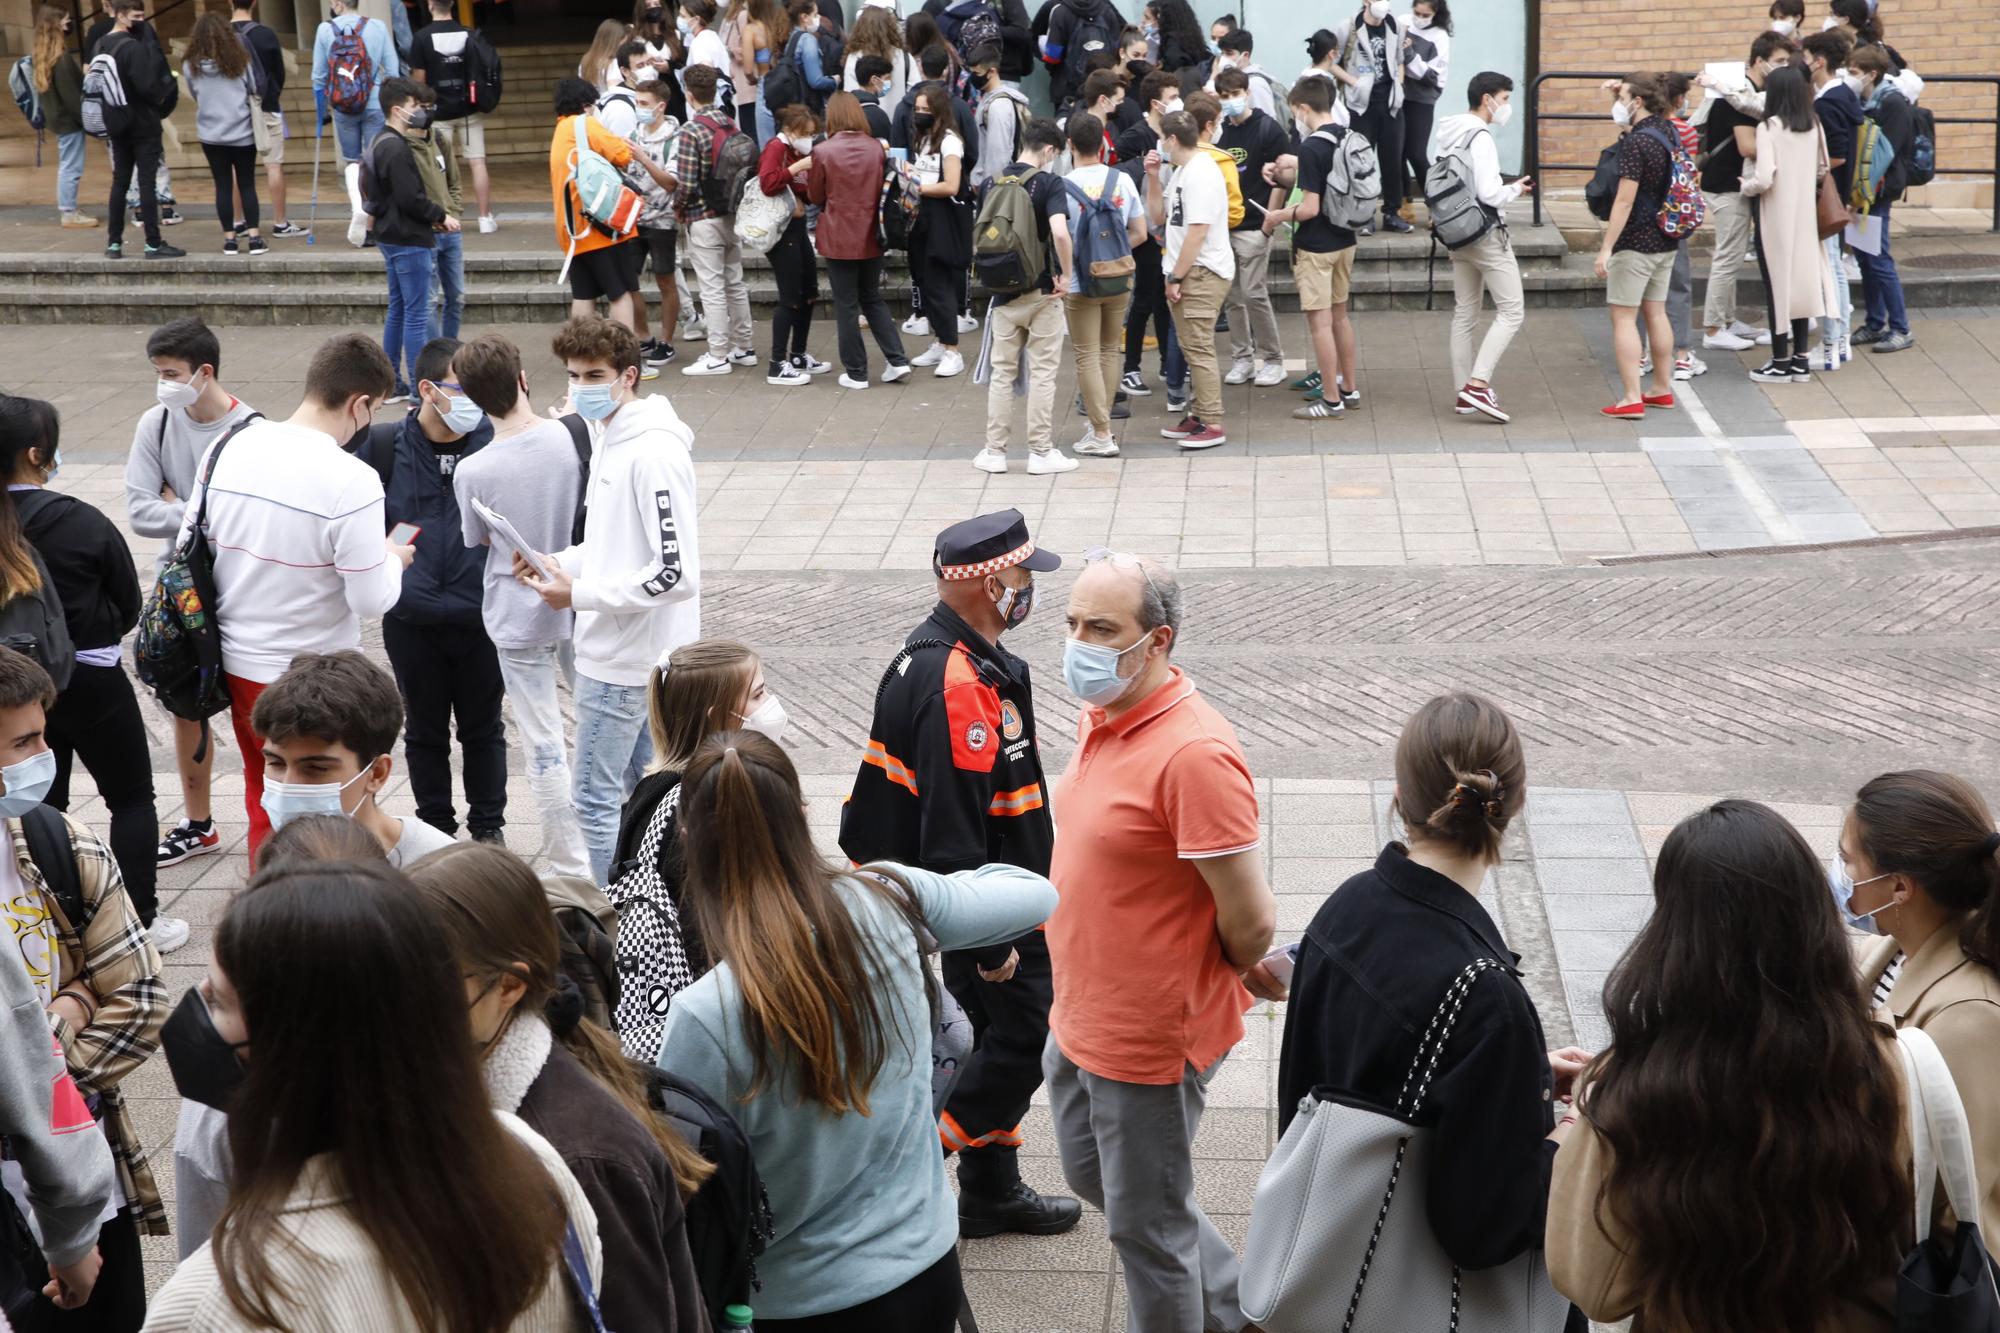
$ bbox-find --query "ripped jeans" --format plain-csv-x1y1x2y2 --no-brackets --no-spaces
495,642,591,880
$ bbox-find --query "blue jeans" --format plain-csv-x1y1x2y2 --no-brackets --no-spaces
1855,205,1908,336
332,105,385,164
1821,232,1851,347
572,674,653,885
378,241,435,391
429,228,464,340
1163,320,1187,396
57,131,85,213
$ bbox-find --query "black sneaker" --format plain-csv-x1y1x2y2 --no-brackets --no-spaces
158,206,184,226
958,1180,1084,1239
1382,213,1414,233
157,819,221,866
471,828,506,846
1120,371,1151,396
246,236,268,256
270,220,309,238
104,241,123,258
222,237,240,256
145,242,186,259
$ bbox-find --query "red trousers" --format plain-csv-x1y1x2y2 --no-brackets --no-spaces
224,674,270,862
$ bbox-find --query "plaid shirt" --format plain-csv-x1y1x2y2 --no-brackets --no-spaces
673,112,728,227
16,814,168,1236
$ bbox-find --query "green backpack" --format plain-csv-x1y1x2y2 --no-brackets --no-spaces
972,166,1047,295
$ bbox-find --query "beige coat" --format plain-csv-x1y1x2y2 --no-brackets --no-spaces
1742,119,1837,322
1860,925,2000,1243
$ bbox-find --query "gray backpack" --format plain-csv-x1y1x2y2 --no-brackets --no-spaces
1425,128,1498,251
1314,126,1381,232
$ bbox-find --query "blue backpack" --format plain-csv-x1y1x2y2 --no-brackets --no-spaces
1063,172,1135,297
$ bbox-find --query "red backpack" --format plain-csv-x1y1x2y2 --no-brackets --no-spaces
1641,121,1706,241
326,18,374,116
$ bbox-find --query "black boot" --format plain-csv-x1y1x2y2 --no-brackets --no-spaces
958,1178,1084,1238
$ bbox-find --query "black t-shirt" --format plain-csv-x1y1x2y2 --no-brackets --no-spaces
1217,109,1288,232
1613,118,1675,255
408,19,467,82
1700,96,1755,193
1294,127,1357,254
987,161,1067,304
231,19,287,98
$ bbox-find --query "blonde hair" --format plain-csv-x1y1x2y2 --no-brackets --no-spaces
31,5,65,94
647,639,760,773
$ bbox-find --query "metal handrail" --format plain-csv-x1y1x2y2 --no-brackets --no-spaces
1526,69,2000,232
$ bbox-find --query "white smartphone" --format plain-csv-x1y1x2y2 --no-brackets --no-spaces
389,522,421,546
1261,941,1300,988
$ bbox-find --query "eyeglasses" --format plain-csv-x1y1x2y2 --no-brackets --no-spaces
1083,545,1163,601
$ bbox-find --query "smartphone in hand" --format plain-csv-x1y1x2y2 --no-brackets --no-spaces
389,522,422,546
1261,941,1301,989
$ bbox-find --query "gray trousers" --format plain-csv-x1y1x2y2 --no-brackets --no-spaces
1224,229,1283,365
1643,238,1695,360
1045,1038,1244,1333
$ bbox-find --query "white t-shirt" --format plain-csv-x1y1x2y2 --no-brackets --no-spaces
0,829,56,1007
386,816,458,869
1060,163,1145,295
1162,149,1236,281
914,130,964,187
686,27,731,79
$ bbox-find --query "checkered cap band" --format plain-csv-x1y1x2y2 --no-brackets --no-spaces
939,540,1036,580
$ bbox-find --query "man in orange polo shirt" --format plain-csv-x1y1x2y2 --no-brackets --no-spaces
1043,550,1283,1333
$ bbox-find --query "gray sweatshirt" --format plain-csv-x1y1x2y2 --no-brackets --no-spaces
0,935,115,1268
182,57,258,147
124,398,259,569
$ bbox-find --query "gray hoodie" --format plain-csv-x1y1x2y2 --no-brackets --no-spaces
0,932,115,1268
181,56,258,147
124,398,260,570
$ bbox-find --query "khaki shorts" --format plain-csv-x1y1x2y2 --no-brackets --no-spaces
1294,246,1356,311
1606,248,1675,307
259,110,284,164
437,114,486,160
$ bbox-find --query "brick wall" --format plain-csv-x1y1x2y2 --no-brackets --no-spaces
1534,0,1997,202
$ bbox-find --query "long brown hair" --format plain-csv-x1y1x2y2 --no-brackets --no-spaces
404,842,715,1195
1853,769,2000,968
186,11,250,80
212,862,566,1333
648,638,758,774
679,731,926,1113
1391,691,1525,861
848,4,905,60
1585,800,1909,1330
0,396,54,602
31,5,67,94
583,18,633,84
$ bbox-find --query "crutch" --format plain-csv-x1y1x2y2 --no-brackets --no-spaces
305,91,324,243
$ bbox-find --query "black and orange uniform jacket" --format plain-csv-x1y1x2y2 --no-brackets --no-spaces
839,602,1053,972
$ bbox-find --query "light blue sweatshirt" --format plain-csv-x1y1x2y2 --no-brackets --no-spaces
659,861,1057,1319
311,12,399,113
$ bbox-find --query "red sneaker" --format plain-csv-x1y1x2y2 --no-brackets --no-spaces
1601,402,1645,419
1642,391,1676,408
1159,415,1202,440
1177,423,1227,449
1456,383,1510,423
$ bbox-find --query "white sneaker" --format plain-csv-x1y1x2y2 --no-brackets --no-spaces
1073,432,1120,457
346,210,367,247
910,344,945,368
902,313,928,334
957,313,979,333
149,915,192,954
681,315,707,339
1840,335,1852,363
1673,352,1707,381
478,215,499,234
1223,357,1253,385
767,363,811,386
881,362,913,383
838,373,869,389
1702,328,1754,351
1842,253,1862,282
1253,361,1288,387
1638,354,1653,375
1027,449,1081,475
727,347,758,366
1729,320,1772,345
935,349,965,378
682,354,732,376
973,448,1008,473
1816,340,1842,372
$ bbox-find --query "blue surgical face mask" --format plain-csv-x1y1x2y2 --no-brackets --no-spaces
0,749,57,818
260,767,372,832
1062,629,1156,707
570,383,621,421
1830,854,1898,931
1221,97,1247,119
441,394,485,434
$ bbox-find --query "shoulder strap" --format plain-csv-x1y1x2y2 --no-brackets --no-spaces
1394,956,1516,1118
8,487,68,528
558,412,592,475
20,805,83,932
363,420,398,485
1896,1026,1983,1243
183,411,263,556
573,111,591,165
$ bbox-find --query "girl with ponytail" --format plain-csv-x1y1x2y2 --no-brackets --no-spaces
1841,768,2000,1239
661,731,1056,1330
1274,692,1583,1275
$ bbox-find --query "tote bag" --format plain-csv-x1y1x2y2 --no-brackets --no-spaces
1895,1027,2000,1331
1240,957,1571,1333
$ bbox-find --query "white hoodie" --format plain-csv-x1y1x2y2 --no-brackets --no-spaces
554,393,701,687
1434,112,1523,210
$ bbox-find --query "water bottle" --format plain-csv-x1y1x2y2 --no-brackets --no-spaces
721,1305,755,1330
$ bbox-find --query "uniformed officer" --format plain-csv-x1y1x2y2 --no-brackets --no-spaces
838,509,1083,1239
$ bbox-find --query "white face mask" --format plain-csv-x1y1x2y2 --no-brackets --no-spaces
1367,0,1392,19
1490,99,1513,127
156,374,203,411
1770,15,1797,32
1411,10,1432,26
738,694,788,744
1822,14,1842,29
1160,96,1182,116
1841,69,1867,94
1611,99,1632,126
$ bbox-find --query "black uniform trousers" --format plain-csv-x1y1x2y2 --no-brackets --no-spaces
941,929,1054,1195
1354,88,1407,214
380,616,507,836
44,664,159,924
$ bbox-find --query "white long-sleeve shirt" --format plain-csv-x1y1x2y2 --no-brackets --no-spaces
552,395,701,687
1435,112,1523,210
177,418,403,683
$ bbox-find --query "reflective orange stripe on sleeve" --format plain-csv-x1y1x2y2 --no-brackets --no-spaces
939,1110,1026,1152
862,740,919,796
987,784,1045,816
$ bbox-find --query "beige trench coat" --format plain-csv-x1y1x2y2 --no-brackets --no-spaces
1743,119,1837,323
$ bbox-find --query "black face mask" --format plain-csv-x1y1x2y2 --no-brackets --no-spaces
913,111,936,132
162,989,249,1111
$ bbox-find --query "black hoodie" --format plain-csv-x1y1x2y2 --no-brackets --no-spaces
1042,0,1117,107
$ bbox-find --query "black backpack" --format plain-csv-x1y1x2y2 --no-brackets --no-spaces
645,1065,772,1328
760,29,823,116
423,26,475,120
1584,139,1623,222
362,413,593,546
0,504,73,694
1061,0,1115,91
465,28,502,114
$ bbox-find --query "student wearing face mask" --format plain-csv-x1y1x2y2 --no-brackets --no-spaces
175,334,410,863
1398,0,1450,215
1767,0,1804,35
364,78,456,403
1214,67,1288,389
1846,44,1913,352
1435,72,1530,422
1114,70,1183,398
759,105,834,386
839,510,1080,1243
1332,0,1412,233
1700,34,1788,354
514,317,701,887
349,337,507,851
1803,28,1860,371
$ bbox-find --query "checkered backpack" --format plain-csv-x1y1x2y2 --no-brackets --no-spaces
1642,121,1706,241
607,784,695,1062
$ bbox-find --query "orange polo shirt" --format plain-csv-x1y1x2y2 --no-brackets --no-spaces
1046,667,1262,1085
550,114,635,255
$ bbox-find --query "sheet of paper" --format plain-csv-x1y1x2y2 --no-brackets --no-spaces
1844,214,1884,256
470,498,552,582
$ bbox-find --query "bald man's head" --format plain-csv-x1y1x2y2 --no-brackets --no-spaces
1066,554,1181,657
